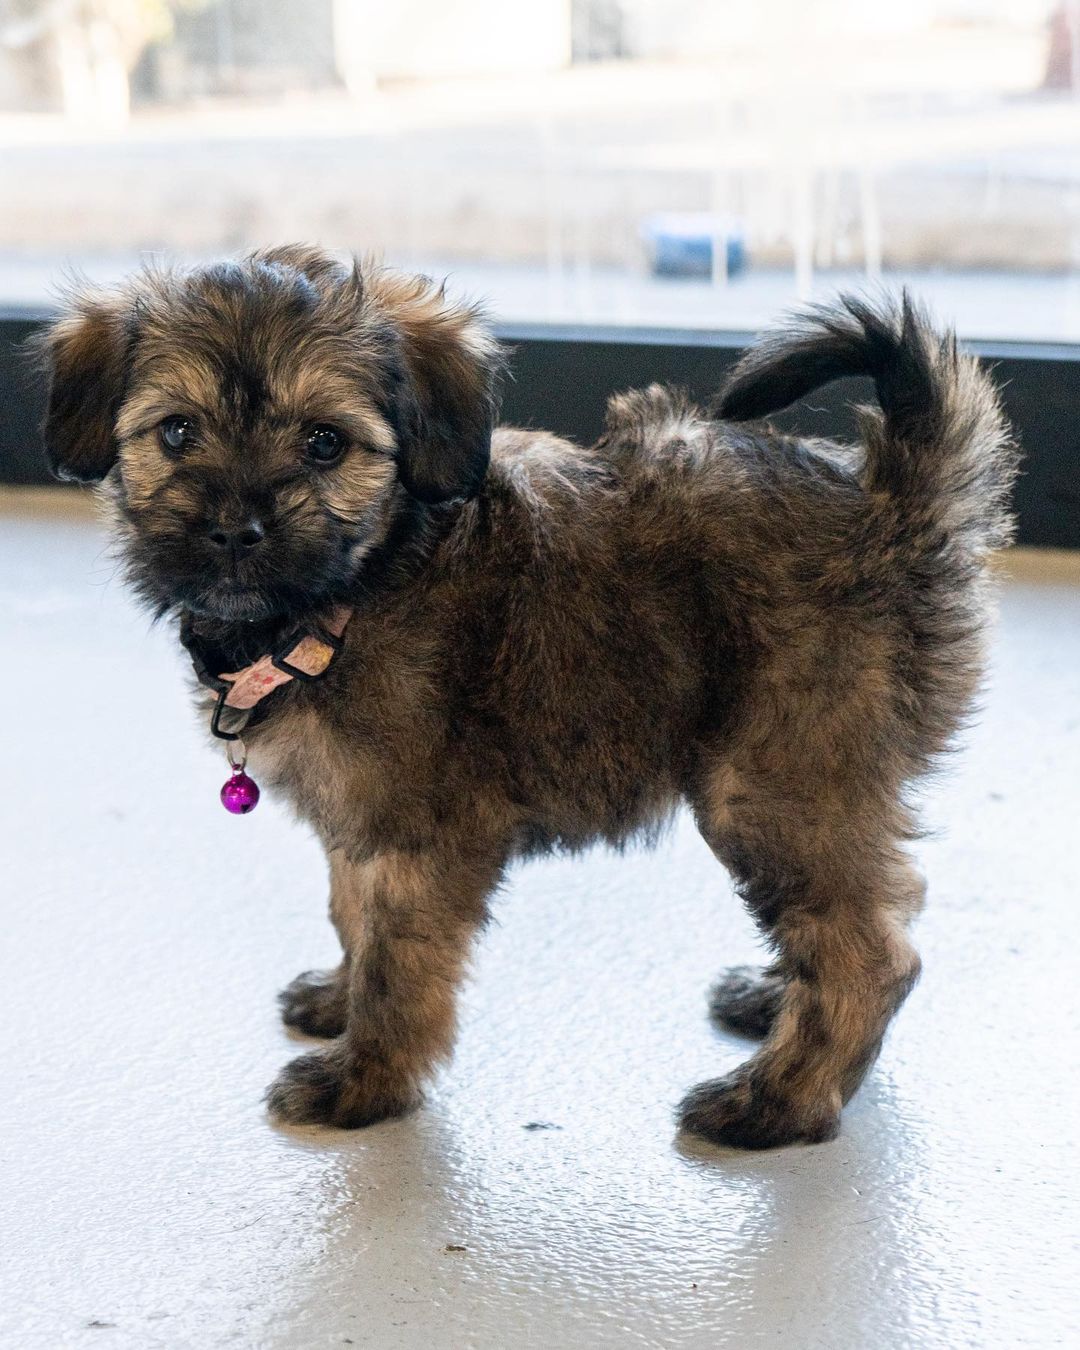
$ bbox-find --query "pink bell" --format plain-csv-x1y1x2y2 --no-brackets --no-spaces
221,769,260,814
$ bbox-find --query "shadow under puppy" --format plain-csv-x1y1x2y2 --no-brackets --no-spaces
37,248,1017,1148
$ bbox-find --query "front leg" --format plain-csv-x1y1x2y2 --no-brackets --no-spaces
278,851,369,1039
267,848,499,1129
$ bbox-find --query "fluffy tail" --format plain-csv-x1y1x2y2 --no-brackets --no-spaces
717,293,1018,553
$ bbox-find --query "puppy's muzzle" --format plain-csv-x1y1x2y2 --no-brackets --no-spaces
206,516,267,566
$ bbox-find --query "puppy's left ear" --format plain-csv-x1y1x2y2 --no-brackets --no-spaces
367,272,503,504
35,293,134,483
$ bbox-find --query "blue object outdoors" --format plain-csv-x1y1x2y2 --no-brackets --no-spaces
641,212,748,280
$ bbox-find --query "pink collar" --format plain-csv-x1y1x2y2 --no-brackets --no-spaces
182,605,353,741
218,604,353,712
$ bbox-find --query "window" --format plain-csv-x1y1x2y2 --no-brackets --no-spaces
2,2,1078,544
3,0,1080,340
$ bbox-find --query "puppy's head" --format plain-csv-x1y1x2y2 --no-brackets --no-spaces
37,247,501,623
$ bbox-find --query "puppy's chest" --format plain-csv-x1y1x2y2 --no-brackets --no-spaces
221,634,445,844
245,700,359,834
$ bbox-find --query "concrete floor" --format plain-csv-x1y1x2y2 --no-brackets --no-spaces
1,488,1077,1350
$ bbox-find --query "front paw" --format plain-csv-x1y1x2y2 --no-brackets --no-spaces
266,1045,421,1129
677,1067,841,1150
279,967,348,1039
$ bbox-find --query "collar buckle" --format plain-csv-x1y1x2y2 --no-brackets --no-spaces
269,623,346,683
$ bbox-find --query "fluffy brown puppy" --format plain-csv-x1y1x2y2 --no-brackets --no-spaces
37,248,1017,1149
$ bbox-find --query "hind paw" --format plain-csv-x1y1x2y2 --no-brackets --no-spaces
678,1067,840,1150
708,966,785,1039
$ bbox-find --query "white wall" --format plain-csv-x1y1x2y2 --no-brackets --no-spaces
334,0,572,83
616,0,1057,59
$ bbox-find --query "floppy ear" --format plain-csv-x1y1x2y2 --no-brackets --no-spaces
366,271,503,504
36,294,133,483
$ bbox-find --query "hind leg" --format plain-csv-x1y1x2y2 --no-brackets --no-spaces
710,866,925,1043
684,774,923,1149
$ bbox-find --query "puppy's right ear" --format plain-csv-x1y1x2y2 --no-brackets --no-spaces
36,295,133,483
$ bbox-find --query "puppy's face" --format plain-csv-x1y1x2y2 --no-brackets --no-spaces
38,248,500,624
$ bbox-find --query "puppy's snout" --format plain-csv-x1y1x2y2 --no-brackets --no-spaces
206,516,267,561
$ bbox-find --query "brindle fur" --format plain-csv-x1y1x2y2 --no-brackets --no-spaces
37,248,1017,1148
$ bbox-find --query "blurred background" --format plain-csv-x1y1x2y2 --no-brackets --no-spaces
2,0,1080,338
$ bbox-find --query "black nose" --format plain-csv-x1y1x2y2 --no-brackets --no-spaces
207,518,266,559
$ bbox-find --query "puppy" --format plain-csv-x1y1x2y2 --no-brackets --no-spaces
37,247,1017,1148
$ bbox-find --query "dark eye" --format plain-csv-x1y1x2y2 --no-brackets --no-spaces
159,415,195,454
306,424,347,465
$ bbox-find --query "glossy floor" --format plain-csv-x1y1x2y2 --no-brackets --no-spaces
1,490,1077,1350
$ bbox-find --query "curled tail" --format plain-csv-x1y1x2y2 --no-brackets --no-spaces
717,293,1019,553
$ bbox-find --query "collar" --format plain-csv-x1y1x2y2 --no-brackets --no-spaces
181,605,353,741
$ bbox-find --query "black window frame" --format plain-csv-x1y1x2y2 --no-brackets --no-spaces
2,308,1077,548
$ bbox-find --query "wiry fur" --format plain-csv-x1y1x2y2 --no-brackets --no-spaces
38,253,1018,1148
